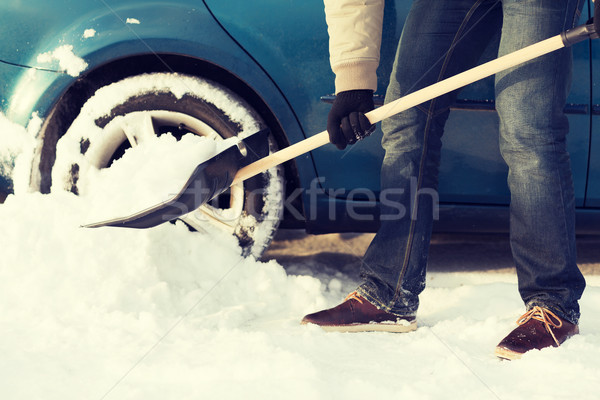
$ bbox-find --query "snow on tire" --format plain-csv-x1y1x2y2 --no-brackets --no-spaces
42,72,284,257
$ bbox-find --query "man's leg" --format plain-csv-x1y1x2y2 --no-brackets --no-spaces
495,0,586,359
357,0,502,316
303,0,503,330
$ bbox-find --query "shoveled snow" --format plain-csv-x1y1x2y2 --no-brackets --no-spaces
79,132,239,223
2,110,600,399
36,44,88,77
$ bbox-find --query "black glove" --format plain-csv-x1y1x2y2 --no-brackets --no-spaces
327,89,376,150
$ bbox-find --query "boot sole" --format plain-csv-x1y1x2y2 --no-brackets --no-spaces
317,320,417,333
494,346,523,360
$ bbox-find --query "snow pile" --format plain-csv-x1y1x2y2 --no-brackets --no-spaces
78,132,239,223
0,111,327,399
0,112,41,194
37,44,88,76
0,191,326,399
0,113,29,155
1,108,600,399
0,113,28,185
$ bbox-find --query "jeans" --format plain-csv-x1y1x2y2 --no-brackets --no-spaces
357,0,586,324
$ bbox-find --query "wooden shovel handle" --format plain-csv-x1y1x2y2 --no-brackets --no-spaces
231,34,564,186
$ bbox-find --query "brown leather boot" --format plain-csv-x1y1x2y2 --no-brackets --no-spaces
301,291,417,332
495,306,579,360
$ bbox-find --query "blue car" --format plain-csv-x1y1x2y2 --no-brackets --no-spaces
1,0,599,256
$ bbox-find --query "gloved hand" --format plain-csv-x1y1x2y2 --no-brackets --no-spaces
327,89,376,150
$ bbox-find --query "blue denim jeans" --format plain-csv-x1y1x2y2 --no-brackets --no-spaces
357,0,586,324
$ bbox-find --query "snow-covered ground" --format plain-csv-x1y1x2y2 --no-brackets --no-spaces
2,110,600,400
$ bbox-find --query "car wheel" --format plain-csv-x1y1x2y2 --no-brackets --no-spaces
37,72,284,257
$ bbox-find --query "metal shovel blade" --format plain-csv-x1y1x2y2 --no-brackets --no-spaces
83,128,270,229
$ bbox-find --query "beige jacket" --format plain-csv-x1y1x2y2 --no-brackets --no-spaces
324,0,384,94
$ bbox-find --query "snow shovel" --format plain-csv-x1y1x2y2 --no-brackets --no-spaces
84,11,599,230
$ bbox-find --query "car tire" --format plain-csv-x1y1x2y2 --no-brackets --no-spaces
36,72,284,257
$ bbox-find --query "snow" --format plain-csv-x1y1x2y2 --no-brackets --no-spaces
0,114,29,183
79,132,239,223
83,29,97,39
2,102,600,399
36,44,88,77
0,112,41,194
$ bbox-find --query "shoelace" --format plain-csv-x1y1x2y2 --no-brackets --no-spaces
344,291,363,304
517,306,563,346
